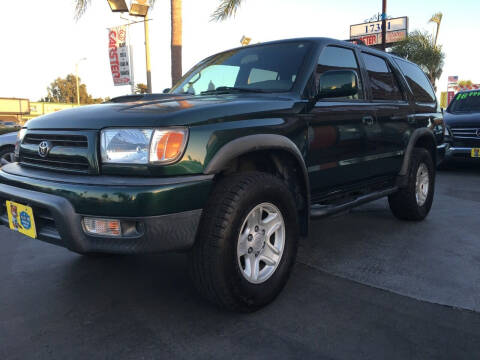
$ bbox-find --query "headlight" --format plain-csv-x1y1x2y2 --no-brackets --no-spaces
100,128,188,165
14,128,27,158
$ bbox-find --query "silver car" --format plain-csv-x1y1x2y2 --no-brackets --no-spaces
0,132,17,166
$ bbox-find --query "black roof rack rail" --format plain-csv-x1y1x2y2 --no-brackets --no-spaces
345,38,367,46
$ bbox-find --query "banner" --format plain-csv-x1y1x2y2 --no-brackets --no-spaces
108,25,132,86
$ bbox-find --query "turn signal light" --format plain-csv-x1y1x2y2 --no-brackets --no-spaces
83,218,122,237
150,129,188,164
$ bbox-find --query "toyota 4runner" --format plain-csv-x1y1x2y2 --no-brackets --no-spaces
0,38,444,311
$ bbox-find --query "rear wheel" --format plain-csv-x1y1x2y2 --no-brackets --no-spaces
388,148,435,221
189,171,299,312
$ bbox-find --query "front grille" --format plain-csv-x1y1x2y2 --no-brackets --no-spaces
19,132,95,174
23,134,88,148
451,127,480,140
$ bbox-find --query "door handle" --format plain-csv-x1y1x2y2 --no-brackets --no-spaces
362,116,375,126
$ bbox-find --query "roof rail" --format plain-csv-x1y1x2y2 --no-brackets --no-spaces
345,38,367,46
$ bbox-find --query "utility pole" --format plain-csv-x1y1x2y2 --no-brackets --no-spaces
381,0,387,50
76,63,80,105
75,58,86,105
144,14,152,94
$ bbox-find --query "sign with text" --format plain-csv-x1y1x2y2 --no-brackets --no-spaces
108,25,132,86
353,30,407,46
350,17,408,46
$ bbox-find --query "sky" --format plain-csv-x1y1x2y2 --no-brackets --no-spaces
1,0,479,101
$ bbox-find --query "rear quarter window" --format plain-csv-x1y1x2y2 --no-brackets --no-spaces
361,53,404,101
394,58,436,103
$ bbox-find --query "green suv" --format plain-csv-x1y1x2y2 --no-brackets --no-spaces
0,38,444,311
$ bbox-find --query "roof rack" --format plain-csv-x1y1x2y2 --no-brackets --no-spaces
345,38,367,46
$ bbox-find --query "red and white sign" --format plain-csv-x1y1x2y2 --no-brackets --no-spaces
108,25,131,86
353,30,407,46
447,91,455,105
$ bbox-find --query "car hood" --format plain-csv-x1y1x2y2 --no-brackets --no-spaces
444,111,480,128
0,131,18,146
26,94,299,130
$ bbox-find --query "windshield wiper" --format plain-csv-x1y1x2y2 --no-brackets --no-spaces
201,86,268,95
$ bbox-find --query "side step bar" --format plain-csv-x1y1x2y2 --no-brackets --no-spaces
310,187,398,219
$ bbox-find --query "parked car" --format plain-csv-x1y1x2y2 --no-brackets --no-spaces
0,121,21,135
441,90,480,165
0,38,443,311
0,131,17,166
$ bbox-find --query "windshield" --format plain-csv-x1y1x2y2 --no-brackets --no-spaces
448,92,480,113
171,41,312,96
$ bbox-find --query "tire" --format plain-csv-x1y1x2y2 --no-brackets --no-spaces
388,148,435,221
0,146,15,167
189,171,299,312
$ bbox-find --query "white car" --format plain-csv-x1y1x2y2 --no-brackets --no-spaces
0,132,17,166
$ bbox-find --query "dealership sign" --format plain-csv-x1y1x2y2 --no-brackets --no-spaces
350,17,408,46
108,25,132,86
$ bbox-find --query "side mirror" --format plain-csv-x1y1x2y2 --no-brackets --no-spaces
163,88,171,94
318,70,359,99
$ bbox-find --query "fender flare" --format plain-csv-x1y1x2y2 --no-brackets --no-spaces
204,134,311,234
399,128,437,176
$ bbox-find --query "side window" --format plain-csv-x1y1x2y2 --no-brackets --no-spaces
248,68,278,84
317,46,363,100
362,53,404,101
394,59,436,103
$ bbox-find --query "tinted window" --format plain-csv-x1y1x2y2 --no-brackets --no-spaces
172,42,312,95
362,53,403,101
395,59,436,103
448,92,480,113
317,46,362,99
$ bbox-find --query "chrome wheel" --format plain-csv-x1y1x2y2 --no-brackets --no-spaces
0,151,15,166
415,163,429,206
237,202,285,284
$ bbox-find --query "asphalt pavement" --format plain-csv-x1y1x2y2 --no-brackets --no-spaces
1,165,480,359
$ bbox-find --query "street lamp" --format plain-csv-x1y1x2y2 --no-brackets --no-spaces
75,57,87,105
106,0,152,94
107,0,129,12
129,0,150,17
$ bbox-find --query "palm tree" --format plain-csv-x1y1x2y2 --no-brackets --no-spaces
74,0,183,87
429,12,443,48
392,30,445,90
211,0,244,21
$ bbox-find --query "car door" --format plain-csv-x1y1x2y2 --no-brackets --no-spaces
306,45,377,194
359,52,411,175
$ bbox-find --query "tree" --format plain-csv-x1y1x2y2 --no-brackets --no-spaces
458,80,473,88
74,0,183,88
211,0,244,21
44,74,104,104
429,12,443,47
392,31,445,89
135,83,149,94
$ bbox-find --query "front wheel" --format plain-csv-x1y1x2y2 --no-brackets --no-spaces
189,172,299,312
388,148,435,221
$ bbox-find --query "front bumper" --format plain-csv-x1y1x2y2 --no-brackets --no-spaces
0,164,213,254
444,144,480,162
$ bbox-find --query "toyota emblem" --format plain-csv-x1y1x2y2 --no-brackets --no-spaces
38,141,52,158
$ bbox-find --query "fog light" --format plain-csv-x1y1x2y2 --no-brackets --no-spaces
83,218,122,237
